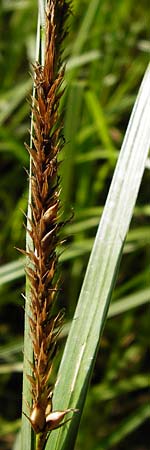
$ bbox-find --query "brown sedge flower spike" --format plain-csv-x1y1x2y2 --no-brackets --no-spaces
23,1,76,448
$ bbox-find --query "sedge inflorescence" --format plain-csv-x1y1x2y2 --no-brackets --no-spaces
23,1,74,447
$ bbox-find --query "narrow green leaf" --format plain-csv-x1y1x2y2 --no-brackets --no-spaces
85,90,116,153
0,258,24,286
0,362,23,374
91,374,149,403
0,287,149,369
75,147,118,163
0,339,23,359
13,432,21,450
66,50,101,71
72,0,101,56
60,0,102,209
0,224,149,287
0,79,32,125
46,65,150,450
109,288,150,317
96,404,150,449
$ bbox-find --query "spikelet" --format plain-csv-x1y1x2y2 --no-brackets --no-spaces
24,1,74,448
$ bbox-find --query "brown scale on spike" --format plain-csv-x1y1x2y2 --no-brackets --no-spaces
23,1,77,449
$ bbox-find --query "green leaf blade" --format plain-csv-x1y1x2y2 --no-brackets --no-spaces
46,64,150,450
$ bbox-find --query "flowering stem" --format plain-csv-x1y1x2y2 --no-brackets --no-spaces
22,2,72,449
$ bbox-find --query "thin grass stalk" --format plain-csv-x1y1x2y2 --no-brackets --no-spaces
21,9,41,450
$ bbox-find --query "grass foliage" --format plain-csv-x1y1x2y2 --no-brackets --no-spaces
0,1,150,449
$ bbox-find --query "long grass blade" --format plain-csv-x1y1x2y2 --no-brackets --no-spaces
46,64,150,450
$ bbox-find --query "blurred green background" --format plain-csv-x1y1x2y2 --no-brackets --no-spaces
0,0,150,449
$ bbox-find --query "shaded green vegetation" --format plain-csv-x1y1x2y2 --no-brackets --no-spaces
0,1,150,449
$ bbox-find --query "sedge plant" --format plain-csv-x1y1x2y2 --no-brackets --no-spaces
21,1,76,450
21,1,150,450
